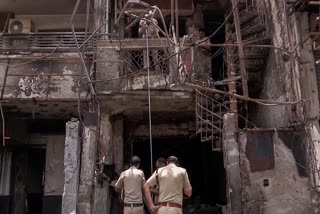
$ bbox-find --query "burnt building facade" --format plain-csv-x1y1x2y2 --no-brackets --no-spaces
0,0,319,213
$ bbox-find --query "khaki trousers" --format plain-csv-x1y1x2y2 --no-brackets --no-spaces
158,206,182,214
123,206,144,214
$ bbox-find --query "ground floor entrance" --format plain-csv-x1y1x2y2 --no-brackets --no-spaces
131,137,227,213
0,146,46,214
0,119,66,214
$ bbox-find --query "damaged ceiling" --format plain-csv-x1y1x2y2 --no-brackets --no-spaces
2,101,83,119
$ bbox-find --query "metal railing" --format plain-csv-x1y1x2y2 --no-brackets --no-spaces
0,32,100,53
122,48,170,74
195,89,229,151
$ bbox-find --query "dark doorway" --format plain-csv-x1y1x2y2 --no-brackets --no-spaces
132,137,227,213
11,148,45,214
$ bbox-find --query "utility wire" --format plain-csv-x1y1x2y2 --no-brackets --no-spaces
146,29,154,173
196,0,240,45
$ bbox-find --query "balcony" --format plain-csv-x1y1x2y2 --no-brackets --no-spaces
0,32,96,101
0,33,213,99
95,38,212,93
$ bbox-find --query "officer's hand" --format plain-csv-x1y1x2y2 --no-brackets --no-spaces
150,205,160,214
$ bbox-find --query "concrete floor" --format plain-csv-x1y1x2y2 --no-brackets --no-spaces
184,204,223,214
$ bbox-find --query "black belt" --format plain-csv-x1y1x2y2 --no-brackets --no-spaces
157,202,182,208
123,203,143,207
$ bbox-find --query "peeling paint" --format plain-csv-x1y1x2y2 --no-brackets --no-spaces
18,76,47,98
131,74,167,90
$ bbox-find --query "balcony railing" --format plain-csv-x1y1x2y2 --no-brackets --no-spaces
0,32,99,53
95,38,174,91
122,47,170,75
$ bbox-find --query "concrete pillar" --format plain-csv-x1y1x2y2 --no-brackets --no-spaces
92,111,113,213
62,119,81,214
93,180,110,214
99,112,113,164
113,119,124,174
94,0,106,33
223,113,241,214
77,112,98,214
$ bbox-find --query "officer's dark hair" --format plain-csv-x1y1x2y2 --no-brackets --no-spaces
167,156,179,164
157,157,166,165
130,156,141,166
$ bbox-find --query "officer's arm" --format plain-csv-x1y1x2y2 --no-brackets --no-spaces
141,172,146,193
114,173,124,204
183,171,192,198
114,173,123,193
144,174,160,213
143,182,154,207
184,188,192,198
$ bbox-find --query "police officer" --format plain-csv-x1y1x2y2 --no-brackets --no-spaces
144,156,192,214
115,156,145,214
150,157,167,204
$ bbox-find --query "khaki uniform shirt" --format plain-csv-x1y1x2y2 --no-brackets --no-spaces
115,166,145,203
146,163,192,205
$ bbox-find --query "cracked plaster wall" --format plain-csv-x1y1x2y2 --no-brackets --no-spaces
0,53,89,99
249,0,294,128
239,131,312,213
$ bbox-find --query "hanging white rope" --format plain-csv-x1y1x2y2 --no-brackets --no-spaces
146,28,154,173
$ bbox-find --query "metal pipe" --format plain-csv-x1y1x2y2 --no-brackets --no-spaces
115,0,150,26
79,23,106,49
188,83,303,106
7,73,81,77
106,0,109,34
146,29,154,174
0,103,6,146
85,0,90,38
1,59,9,100
175,0,179,41
151,6,171,42
115,0,118,26
197,43,291,54
82,0,90,66
0,98,91,102
309,1,320,5
70,0,96,95
0,56,87,60
124,7,153,31
225,23,238,113
231,0,248,98
171,0,174,32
